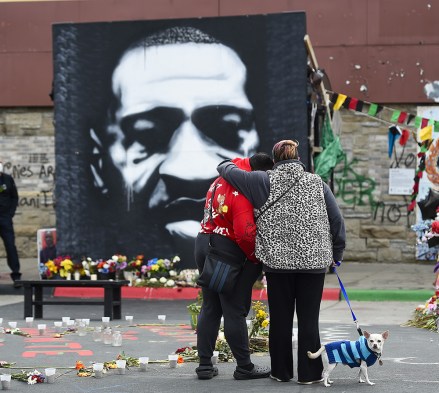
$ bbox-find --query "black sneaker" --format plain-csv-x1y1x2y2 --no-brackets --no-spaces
195,365,218,380
233,365,271,380
13,281,22,289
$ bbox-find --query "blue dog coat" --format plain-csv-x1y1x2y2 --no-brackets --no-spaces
325,336,378,368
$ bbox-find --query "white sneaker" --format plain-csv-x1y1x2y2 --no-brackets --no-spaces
270,374,290,382
297,378,324,385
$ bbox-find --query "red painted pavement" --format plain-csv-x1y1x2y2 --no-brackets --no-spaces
53,287,340,301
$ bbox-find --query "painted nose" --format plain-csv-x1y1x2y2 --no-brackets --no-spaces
159,120,221,180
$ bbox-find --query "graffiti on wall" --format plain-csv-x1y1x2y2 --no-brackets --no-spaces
334,153,414,226
2,154,55,209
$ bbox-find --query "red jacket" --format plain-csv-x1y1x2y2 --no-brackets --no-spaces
200,158,258,263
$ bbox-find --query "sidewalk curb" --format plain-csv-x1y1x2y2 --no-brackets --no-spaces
342,289,433,302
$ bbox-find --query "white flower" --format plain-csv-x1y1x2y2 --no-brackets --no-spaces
159,277,167,284
169,270,177,277
112,255,118,262
27,376,36,385
87,257,92,262
173,256,180,263
149,278,158,283
165,279,175,287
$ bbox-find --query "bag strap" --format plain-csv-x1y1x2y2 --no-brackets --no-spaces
256,173,304,221
208,178,221,225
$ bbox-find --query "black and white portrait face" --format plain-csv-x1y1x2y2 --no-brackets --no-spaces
90,35,259,240
54,13,308,268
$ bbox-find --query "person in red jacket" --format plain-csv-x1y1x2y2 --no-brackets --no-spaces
195,153,273,381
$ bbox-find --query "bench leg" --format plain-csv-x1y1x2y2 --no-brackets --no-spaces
113,287,122,320
104,287,114,320
34,286,43,319
23,286,33,318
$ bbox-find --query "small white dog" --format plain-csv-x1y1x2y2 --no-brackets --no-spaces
307,330,389,387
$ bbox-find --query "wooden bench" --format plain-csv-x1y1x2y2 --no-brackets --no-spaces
15,280,129,320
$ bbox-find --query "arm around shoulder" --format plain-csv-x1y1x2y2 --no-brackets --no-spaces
323,182,346,261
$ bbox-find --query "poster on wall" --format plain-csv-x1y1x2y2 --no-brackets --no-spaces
37,228,57,277
53,12,308,269
415,106,439,260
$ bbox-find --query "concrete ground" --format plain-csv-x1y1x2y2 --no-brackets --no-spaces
0,258,438,392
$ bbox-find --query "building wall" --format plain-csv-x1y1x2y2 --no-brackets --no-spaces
1,0,435,262
0,105,419,262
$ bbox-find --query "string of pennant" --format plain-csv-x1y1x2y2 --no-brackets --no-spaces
328,91,438,143
327,90,438,213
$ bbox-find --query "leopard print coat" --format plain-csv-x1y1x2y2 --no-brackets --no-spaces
254,162,333,270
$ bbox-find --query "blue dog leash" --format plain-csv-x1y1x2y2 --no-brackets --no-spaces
333,262,363,337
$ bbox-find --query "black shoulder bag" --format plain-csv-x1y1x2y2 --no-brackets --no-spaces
197,180,246,294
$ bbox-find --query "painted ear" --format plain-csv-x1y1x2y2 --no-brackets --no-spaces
381,330,389,340
363,331,370,338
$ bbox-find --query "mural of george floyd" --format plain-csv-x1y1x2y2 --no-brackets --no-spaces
53,12,308,269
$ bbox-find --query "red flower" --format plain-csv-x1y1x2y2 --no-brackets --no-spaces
432,221,439,234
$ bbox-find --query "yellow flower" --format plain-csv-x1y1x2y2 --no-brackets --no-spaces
262,319,269,328
151,264,159,272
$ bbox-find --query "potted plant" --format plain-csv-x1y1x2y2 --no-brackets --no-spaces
187,290,203,330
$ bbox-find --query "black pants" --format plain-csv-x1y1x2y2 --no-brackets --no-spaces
265,271,325,382
195,233,262,366
0,216,21,280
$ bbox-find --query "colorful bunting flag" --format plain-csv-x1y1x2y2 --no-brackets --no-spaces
407,114,415,125
399,129,410,146
421,118,429,128
390,110,401,123
368,103,378,116
419,125,433,141
333,94,347,110
397,112,407,124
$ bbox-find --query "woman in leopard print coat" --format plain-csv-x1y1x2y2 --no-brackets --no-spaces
217,139,345,385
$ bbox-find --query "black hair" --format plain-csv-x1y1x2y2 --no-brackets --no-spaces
127,26,221,50
249,152,274,171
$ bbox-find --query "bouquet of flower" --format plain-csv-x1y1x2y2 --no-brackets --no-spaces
11,369,45,384
175,269,199,287
119,255,143,273
144,256,180,279
42,255,73,279
249,301,269,338
97,258,118,273
405,290,439,331
82,257,98,276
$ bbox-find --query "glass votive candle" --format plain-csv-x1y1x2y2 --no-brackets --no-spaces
61,317,70,327
0,318,3,326
90,274,98,281
0,374,11,390
0,327,6,342
92,326,102,342
125,315,134,325
168,354,178,368
211,350,219,365
54,321,62,333
45,368,56,384
139,357,149,371
92,363,104,378
25,317,34,327
102,316,110,328
158,315,166,324
116,359,126,374
82,319,90,326
67,320,75,329
37,324,46,336
77,321,87,337
7,322,17,329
